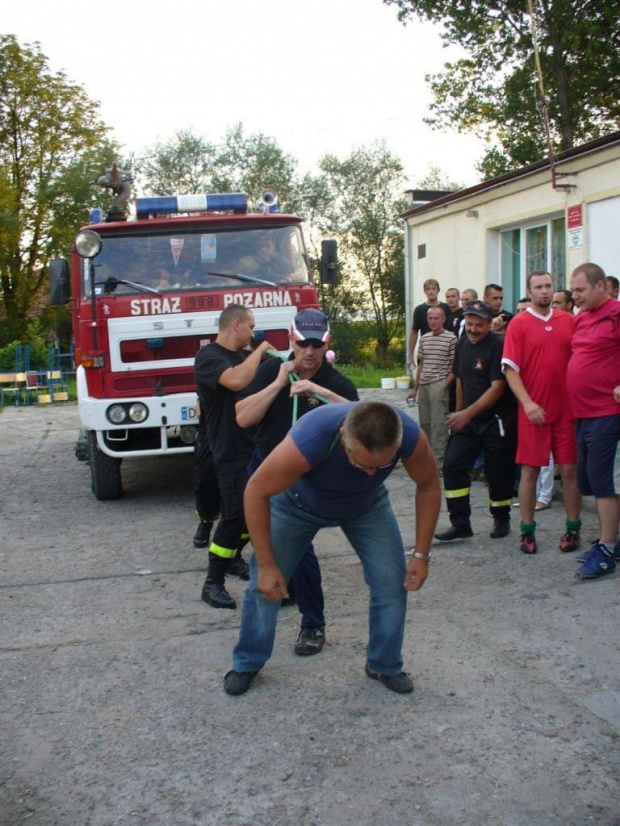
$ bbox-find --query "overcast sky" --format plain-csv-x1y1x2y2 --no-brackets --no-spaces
4,0,486,189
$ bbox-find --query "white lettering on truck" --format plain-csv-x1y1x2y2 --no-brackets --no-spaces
223,291,292,309
130,298,182,315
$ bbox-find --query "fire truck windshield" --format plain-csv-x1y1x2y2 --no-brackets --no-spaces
84,225,310,297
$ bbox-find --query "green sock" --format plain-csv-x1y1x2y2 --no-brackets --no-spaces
520,521,536,534
566,519,581,532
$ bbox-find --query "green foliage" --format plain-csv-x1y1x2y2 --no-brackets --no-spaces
317,272,366,330
137,123,299,208
0,319,50,370
337,363,409,389
330,319,406,368
318,141,406,365
214,124,299,208
384,0,620,178
415,164,465,191
0,35,118,345
137,130,217,195
287,172,366,327
330,318,375,366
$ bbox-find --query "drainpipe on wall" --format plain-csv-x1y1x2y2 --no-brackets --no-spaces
403,218,411,368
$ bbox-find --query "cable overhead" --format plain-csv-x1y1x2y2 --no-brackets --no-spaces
527,0,575,191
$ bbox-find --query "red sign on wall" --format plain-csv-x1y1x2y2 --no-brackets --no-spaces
567,204,583,229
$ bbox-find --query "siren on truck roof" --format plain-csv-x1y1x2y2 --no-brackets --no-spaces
135,193,248,219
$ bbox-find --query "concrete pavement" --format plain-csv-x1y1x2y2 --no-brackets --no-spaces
1,395,618,825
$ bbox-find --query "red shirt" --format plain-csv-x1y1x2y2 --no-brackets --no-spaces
502,308,575,425
566,298,620,418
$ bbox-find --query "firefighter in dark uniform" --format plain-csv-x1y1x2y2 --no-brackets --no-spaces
192,400,221,549
195,304,276,609
435,300,517,542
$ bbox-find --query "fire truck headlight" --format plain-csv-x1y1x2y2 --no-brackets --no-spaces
128,403,148,423
107,404,127,424
75,229,102,259
179,425,198,445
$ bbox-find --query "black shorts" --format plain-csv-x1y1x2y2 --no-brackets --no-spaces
575,415,620,498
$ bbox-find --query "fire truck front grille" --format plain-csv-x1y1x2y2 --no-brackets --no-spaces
112,373,194,394
120,335,206,363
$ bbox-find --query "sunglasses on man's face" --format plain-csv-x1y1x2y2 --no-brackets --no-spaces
295,338,326,349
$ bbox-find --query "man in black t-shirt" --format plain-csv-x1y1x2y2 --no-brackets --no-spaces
444,287,464,337
435,300,517,543
485,283,514,335
407,278,450,369
236,309,358,655
194,304,276,609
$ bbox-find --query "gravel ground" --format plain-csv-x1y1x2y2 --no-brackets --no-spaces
1,395,618,826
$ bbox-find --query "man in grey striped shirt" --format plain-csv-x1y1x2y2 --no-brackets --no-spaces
407,307,456,468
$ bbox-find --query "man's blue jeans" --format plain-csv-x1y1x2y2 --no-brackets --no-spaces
233,486,408,676
290,545,325,629
248,449,324,628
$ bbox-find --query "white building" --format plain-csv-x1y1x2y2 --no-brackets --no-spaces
403,131,620,321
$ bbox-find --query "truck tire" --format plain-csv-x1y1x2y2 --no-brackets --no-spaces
87,431,123,500
75,429,89,462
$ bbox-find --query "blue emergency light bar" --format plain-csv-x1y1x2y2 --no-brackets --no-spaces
135,193,247,219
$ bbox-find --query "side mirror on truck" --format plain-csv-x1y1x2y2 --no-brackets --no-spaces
50,259,71,305
320,240,338,285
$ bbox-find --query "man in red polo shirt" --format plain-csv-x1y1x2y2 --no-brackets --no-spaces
567,263,620,579
502,270,582,555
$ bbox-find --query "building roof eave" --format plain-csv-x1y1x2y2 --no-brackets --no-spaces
402,131,620,221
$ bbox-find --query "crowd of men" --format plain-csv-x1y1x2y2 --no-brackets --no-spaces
192,263,618,697
407,267,619,578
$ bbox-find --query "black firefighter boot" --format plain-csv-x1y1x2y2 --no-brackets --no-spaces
436,494,474,542
490,512,511,539
193,518,214,549
228,535,250,580
228,553,250,580
201,553,236,609
435,521,474,542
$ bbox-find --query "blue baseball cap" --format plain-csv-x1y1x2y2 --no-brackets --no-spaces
291,309,330,342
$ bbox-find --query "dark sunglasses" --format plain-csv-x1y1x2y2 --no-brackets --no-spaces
295,338,326,349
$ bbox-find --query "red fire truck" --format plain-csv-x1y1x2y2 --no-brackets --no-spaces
50,176,337,500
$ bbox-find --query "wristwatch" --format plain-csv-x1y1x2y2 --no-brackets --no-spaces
411,551,431,562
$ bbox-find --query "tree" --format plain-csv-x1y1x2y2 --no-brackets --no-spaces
138,130,217,195
289,171,365,329
213,124,299,208
415,164,465,191
138,123,299,209
319,141,406,366
0,36,117,344
384,1,620,178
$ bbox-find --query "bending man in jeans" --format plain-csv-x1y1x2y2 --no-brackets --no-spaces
236,309,358,656
224,401,440,696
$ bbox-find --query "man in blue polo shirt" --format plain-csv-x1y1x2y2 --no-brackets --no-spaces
223,400,441,696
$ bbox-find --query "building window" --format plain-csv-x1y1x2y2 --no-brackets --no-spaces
501,229,521,312
526,225,547,272
499,216,566,311
551,218,566,281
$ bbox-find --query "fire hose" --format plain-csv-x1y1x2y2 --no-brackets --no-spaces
266,349,330,423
